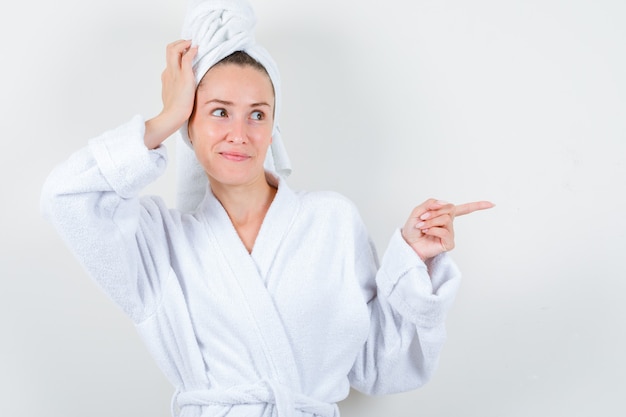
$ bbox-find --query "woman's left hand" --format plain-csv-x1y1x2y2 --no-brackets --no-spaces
401,199,494,261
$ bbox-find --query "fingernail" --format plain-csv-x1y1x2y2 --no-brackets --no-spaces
415,221,425,229
420,212,430,220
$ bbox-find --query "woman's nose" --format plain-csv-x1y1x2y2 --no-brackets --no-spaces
228,119,247,144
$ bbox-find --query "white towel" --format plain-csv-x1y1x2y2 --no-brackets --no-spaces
176,0,291,212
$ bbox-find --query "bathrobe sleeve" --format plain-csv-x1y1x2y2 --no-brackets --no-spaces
41,115,172,322
348,221,461,395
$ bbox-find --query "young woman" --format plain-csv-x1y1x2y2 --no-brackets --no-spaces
41,1,493,416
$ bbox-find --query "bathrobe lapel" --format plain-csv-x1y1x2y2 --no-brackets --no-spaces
199,177,302,388
250,181,299,282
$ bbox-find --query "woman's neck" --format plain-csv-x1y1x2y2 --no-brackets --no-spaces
209,174,277,252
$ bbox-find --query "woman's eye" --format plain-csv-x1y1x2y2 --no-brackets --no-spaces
251,111,264,121
211,109,227,117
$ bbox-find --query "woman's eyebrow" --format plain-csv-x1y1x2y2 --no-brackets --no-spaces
201,99,271,108
202,99,233,106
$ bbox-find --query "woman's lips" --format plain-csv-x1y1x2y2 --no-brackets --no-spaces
219,151,250,162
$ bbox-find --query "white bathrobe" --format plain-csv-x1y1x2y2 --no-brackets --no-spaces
41,116,461,417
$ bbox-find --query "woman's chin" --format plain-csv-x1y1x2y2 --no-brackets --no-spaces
206,166,265,188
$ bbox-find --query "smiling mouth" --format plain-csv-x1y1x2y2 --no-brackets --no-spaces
219,152,250,162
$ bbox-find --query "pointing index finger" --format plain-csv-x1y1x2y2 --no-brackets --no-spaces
455,201,495,217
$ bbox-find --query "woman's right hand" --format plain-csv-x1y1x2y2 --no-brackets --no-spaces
144,40,198,149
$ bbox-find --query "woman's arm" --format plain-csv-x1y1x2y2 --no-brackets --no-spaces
40,117,171,322
348,228,461,395
40,39,198,321
349,199,493,394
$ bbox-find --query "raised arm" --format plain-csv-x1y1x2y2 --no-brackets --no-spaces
350,198,493,394
40,40,198,322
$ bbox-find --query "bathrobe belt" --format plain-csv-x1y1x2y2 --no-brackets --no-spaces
173,380,339,417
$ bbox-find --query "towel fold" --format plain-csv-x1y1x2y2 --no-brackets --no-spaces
176,0,291,212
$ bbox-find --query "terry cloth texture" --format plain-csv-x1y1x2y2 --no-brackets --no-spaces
41,115,462,417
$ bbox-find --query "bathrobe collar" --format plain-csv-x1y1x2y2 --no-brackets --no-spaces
196,171,300,278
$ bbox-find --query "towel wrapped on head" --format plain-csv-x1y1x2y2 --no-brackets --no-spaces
176,0,291,212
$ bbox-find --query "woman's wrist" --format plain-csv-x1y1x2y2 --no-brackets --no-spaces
144,112,186,150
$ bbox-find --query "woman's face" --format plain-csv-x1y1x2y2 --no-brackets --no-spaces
188,63,274,188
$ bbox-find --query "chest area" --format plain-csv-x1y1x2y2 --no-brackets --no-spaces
173,221,370,366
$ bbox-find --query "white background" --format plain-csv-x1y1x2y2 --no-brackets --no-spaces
2,0,625,416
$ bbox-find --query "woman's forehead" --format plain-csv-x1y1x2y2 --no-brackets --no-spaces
195,66,275,111
199,64,274,94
